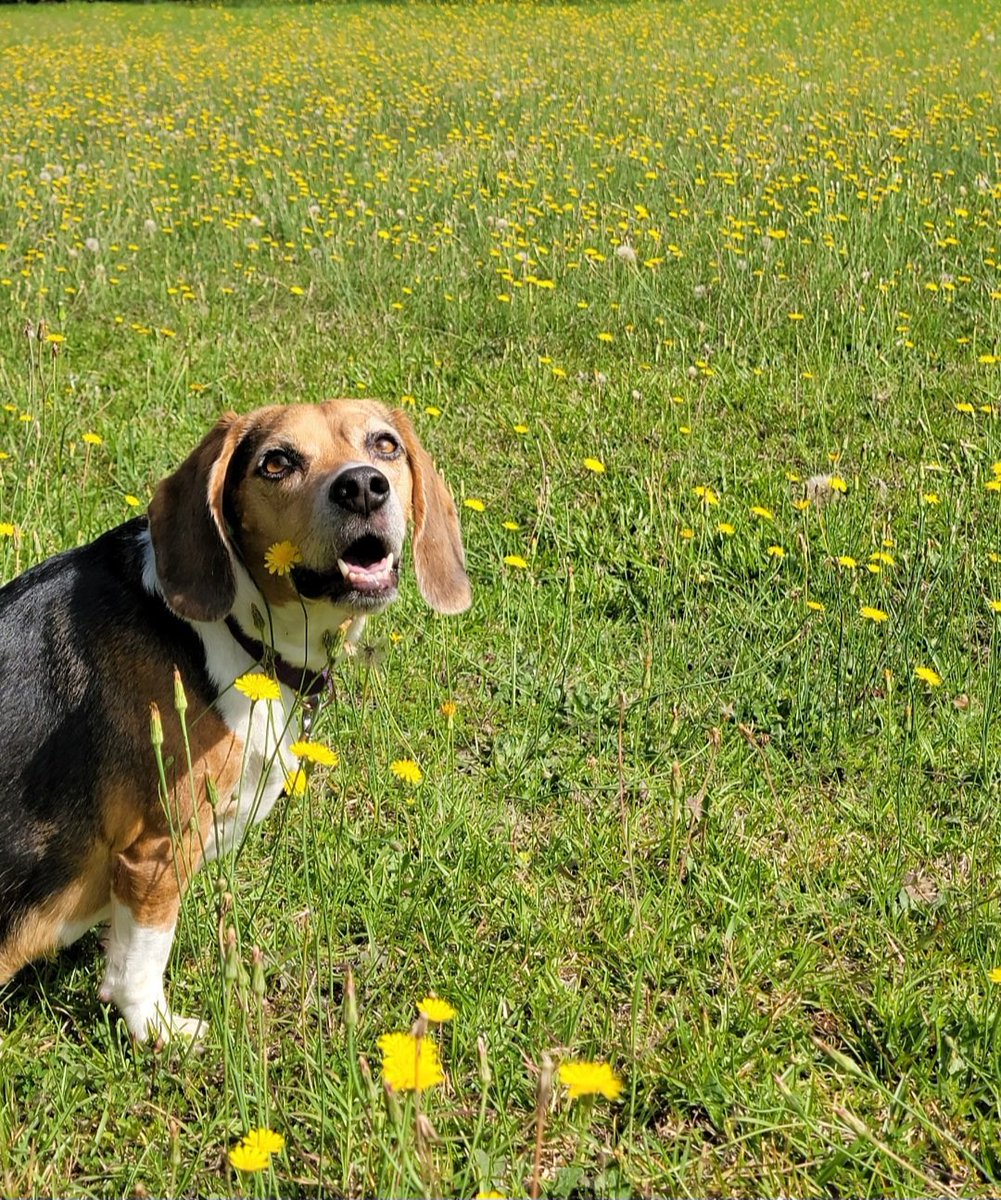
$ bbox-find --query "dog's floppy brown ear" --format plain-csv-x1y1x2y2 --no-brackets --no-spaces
393,410,472,615
148,412,244,622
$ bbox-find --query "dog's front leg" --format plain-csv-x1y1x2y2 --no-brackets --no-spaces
99,836,204,1042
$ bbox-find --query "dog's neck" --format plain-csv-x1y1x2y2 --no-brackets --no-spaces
223,615,328,698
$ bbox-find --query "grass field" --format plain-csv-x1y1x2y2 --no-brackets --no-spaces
1,0,1000,1195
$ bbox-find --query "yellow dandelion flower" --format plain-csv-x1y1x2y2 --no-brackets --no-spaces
418,996,457,1022
989,967,1001,983
44,332,66,344
829,476,848,493
390,759,423,785
680,528,694,540
860,606,889,623
870,552,895,566
234,673,282,703
512,424,529,435
989,600,1001,614
597,331,614,342
284,768,307,797
717,522,735,536
264,540,303,576
502,520,520,531
838,556,858,569
806,600,825,612
767,545,785,558
787,312,805,321
440,701,457,718
793,498,810,511
82,432,103,446
0,523,15,537
750,506,773,520
289,741,339,767
914,666,942,687
558,1060,623,1101
124,495,141,507
228,1143,271,1173
583,457,606,473
464,498,486,512
241,1128,285,1156
954,402,975,414
504,554,528,569
986,480,1001,493
378,1031,444,1092
694,486,719,506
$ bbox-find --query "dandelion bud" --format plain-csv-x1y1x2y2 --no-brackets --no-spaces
415,1113,439,1143
149,703,163,749
412,1012,429,1041
251,603,266,636
671,760,683,800
206,777,221,812
251,946,266,998
383,1079,402,1125
358,1054,377,1098
223,926,239,983
344,965,358,1029
169,1118,181,1168
173,668,188,716
477,1035,491,1087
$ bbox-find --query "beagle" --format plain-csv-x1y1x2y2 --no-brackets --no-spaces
0,400,470,1041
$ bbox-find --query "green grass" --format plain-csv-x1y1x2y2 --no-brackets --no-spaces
1,0,1000,1194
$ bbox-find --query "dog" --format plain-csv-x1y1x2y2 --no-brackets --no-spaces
0,399,470,1041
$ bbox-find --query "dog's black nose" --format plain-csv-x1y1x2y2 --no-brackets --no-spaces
330,465,390,516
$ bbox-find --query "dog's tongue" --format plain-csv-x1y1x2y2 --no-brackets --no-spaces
337,552,395,593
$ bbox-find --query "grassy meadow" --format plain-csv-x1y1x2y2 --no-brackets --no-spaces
1,0,1000,1194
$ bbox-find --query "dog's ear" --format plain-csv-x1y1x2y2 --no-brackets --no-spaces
148,412,245,622
393,410,472,615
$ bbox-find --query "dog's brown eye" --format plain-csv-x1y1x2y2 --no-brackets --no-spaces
371,432,401,459
258,449,294,479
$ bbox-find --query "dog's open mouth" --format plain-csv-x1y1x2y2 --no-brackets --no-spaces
291,534,400,606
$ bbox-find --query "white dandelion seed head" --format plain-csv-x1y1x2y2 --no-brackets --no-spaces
84,237,100,253
615,243,637,264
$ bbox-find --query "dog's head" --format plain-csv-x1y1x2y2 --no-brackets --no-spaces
148,400,471,623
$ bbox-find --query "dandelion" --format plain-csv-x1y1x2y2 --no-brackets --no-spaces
228,1127,284,1173
241,1128,285,1156
289,740,339,766
512,424,529,435
504,554,528,569
583,457,606,473
989,600,1001,614
0,523,15,537
989,967,1001,983
558,1060,623,1101
807,599,825,612
464,498,486,511
767,544,785,558
234,673,282,702
440,701,457,718
914,665,942,687
750,505,774,520
837,556,858,569
597,331,614,343
390,759,423,785
264,540,302,576
860,605,889,623
82,432,103,446
228,1143,271,1174
284,768,307,797
378,1031,444,1092
829,476,848,493
418,996,457,1022
717,522,735,536
124,495,141,507
694,485,719,506
45,332,66,344
502,520,520,531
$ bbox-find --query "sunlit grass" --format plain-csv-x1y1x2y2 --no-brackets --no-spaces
0,0,1000,1195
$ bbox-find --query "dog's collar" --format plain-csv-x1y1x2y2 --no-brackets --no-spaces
224,616,328,699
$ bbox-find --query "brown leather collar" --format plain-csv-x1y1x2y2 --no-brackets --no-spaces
224,616,328,699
